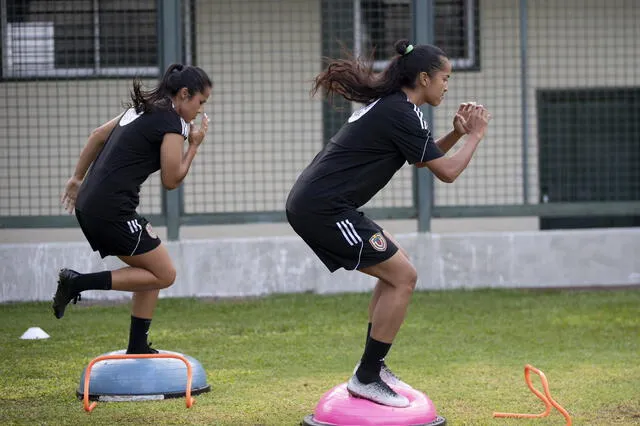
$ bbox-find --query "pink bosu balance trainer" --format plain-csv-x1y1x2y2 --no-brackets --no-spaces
302,383,446,426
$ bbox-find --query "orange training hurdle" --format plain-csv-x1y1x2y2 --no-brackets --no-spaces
81,353,195,413
494,364,572,425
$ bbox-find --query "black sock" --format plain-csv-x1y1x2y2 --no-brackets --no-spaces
356,337,392,384
366,323,387,365
127,316,152,353
71,271,112,292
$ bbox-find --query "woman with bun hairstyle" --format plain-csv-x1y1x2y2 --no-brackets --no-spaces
286,40,491,407
54,63,212,354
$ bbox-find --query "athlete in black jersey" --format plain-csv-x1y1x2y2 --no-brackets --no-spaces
54,64,212,354
286,40,491,406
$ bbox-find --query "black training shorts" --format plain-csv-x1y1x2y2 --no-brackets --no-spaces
286,209,398,272
75,209,161,258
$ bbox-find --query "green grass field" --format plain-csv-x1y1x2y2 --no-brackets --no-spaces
0,289,638,425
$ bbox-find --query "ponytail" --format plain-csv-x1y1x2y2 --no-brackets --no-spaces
128,63,212,113
312,39,447,104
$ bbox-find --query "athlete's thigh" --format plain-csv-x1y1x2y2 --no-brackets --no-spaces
359,250,416,287
117,243,175,279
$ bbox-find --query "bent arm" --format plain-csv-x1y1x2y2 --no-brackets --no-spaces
72,114,121,179
160,133,199,190
415,134,481,183
435,128,465,154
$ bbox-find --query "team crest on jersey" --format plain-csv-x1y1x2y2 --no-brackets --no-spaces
146,223,158,239
369,232,387,252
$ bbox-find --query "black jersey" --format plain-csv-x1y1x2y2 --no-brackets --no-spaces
286,91,444,215
75,106,189,220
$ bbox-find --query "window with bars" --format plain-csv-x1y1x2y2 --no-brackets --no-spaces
1,0,158,79
356,0,479,71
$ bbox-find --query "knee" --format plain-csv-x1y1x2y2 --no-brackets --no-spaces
156,266,176,289
397,267,418,294
406,269,418,291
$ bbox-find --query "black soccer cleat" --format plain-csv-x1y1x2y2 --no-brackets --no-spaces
52,268,82,319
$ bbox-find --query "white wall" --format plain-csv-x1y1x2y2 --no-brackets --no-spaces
2,227,639,303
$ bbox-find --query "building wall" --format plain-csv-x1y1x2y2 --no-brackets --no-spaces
432,0,640,206
0,79,162,216
185,0,323,213
1,0,638,241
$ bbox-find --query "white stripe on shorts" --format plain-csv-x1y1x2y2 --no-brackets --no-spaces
336,221,356,246
336,219,363,246
335,219,364,270
127,219,142,233
126,219,143,256
344,220,362,244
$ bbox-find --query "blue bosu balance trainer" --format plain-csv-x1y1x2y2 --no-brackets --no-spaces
76,349,210,412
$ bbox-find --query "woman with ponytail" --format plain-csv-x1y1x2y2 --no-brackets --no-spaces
54,63,212,354
286,39,491,407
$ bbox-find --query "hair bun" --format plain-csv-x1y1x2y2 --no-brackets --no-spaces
394,39,411,56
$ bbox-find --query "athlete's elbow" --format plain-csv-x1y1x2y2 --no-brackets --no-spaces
421,158,460,183
162,182,180,190
438,173,456,184
161,175,181,190
434,168,457,183
439,163,464,183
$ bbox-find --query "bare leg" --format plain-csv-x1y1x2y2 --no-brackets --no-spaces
131,290,161,319
364,230,414,340
348,242,417,408
116,243,175,321
360,250,417,343
116,244,176,353
114,244,176,292
368,280,385,322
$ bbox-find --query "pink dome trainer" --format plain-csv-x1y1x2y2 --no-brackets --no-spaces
302,383,446,426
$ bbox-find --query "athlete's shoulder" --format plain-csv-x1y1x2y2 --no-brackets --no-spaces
377,92,424,124
113,107,138,126
147,106,190,139
374,93,418,124
346,92,409,124
379,91,416,112
380,92,429,134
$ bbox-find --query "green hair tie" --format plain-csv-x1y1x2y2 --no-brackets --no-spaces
404,44,414,55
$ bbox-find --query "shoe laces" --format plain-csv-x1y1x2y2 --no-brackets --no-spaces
381,361,399,379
